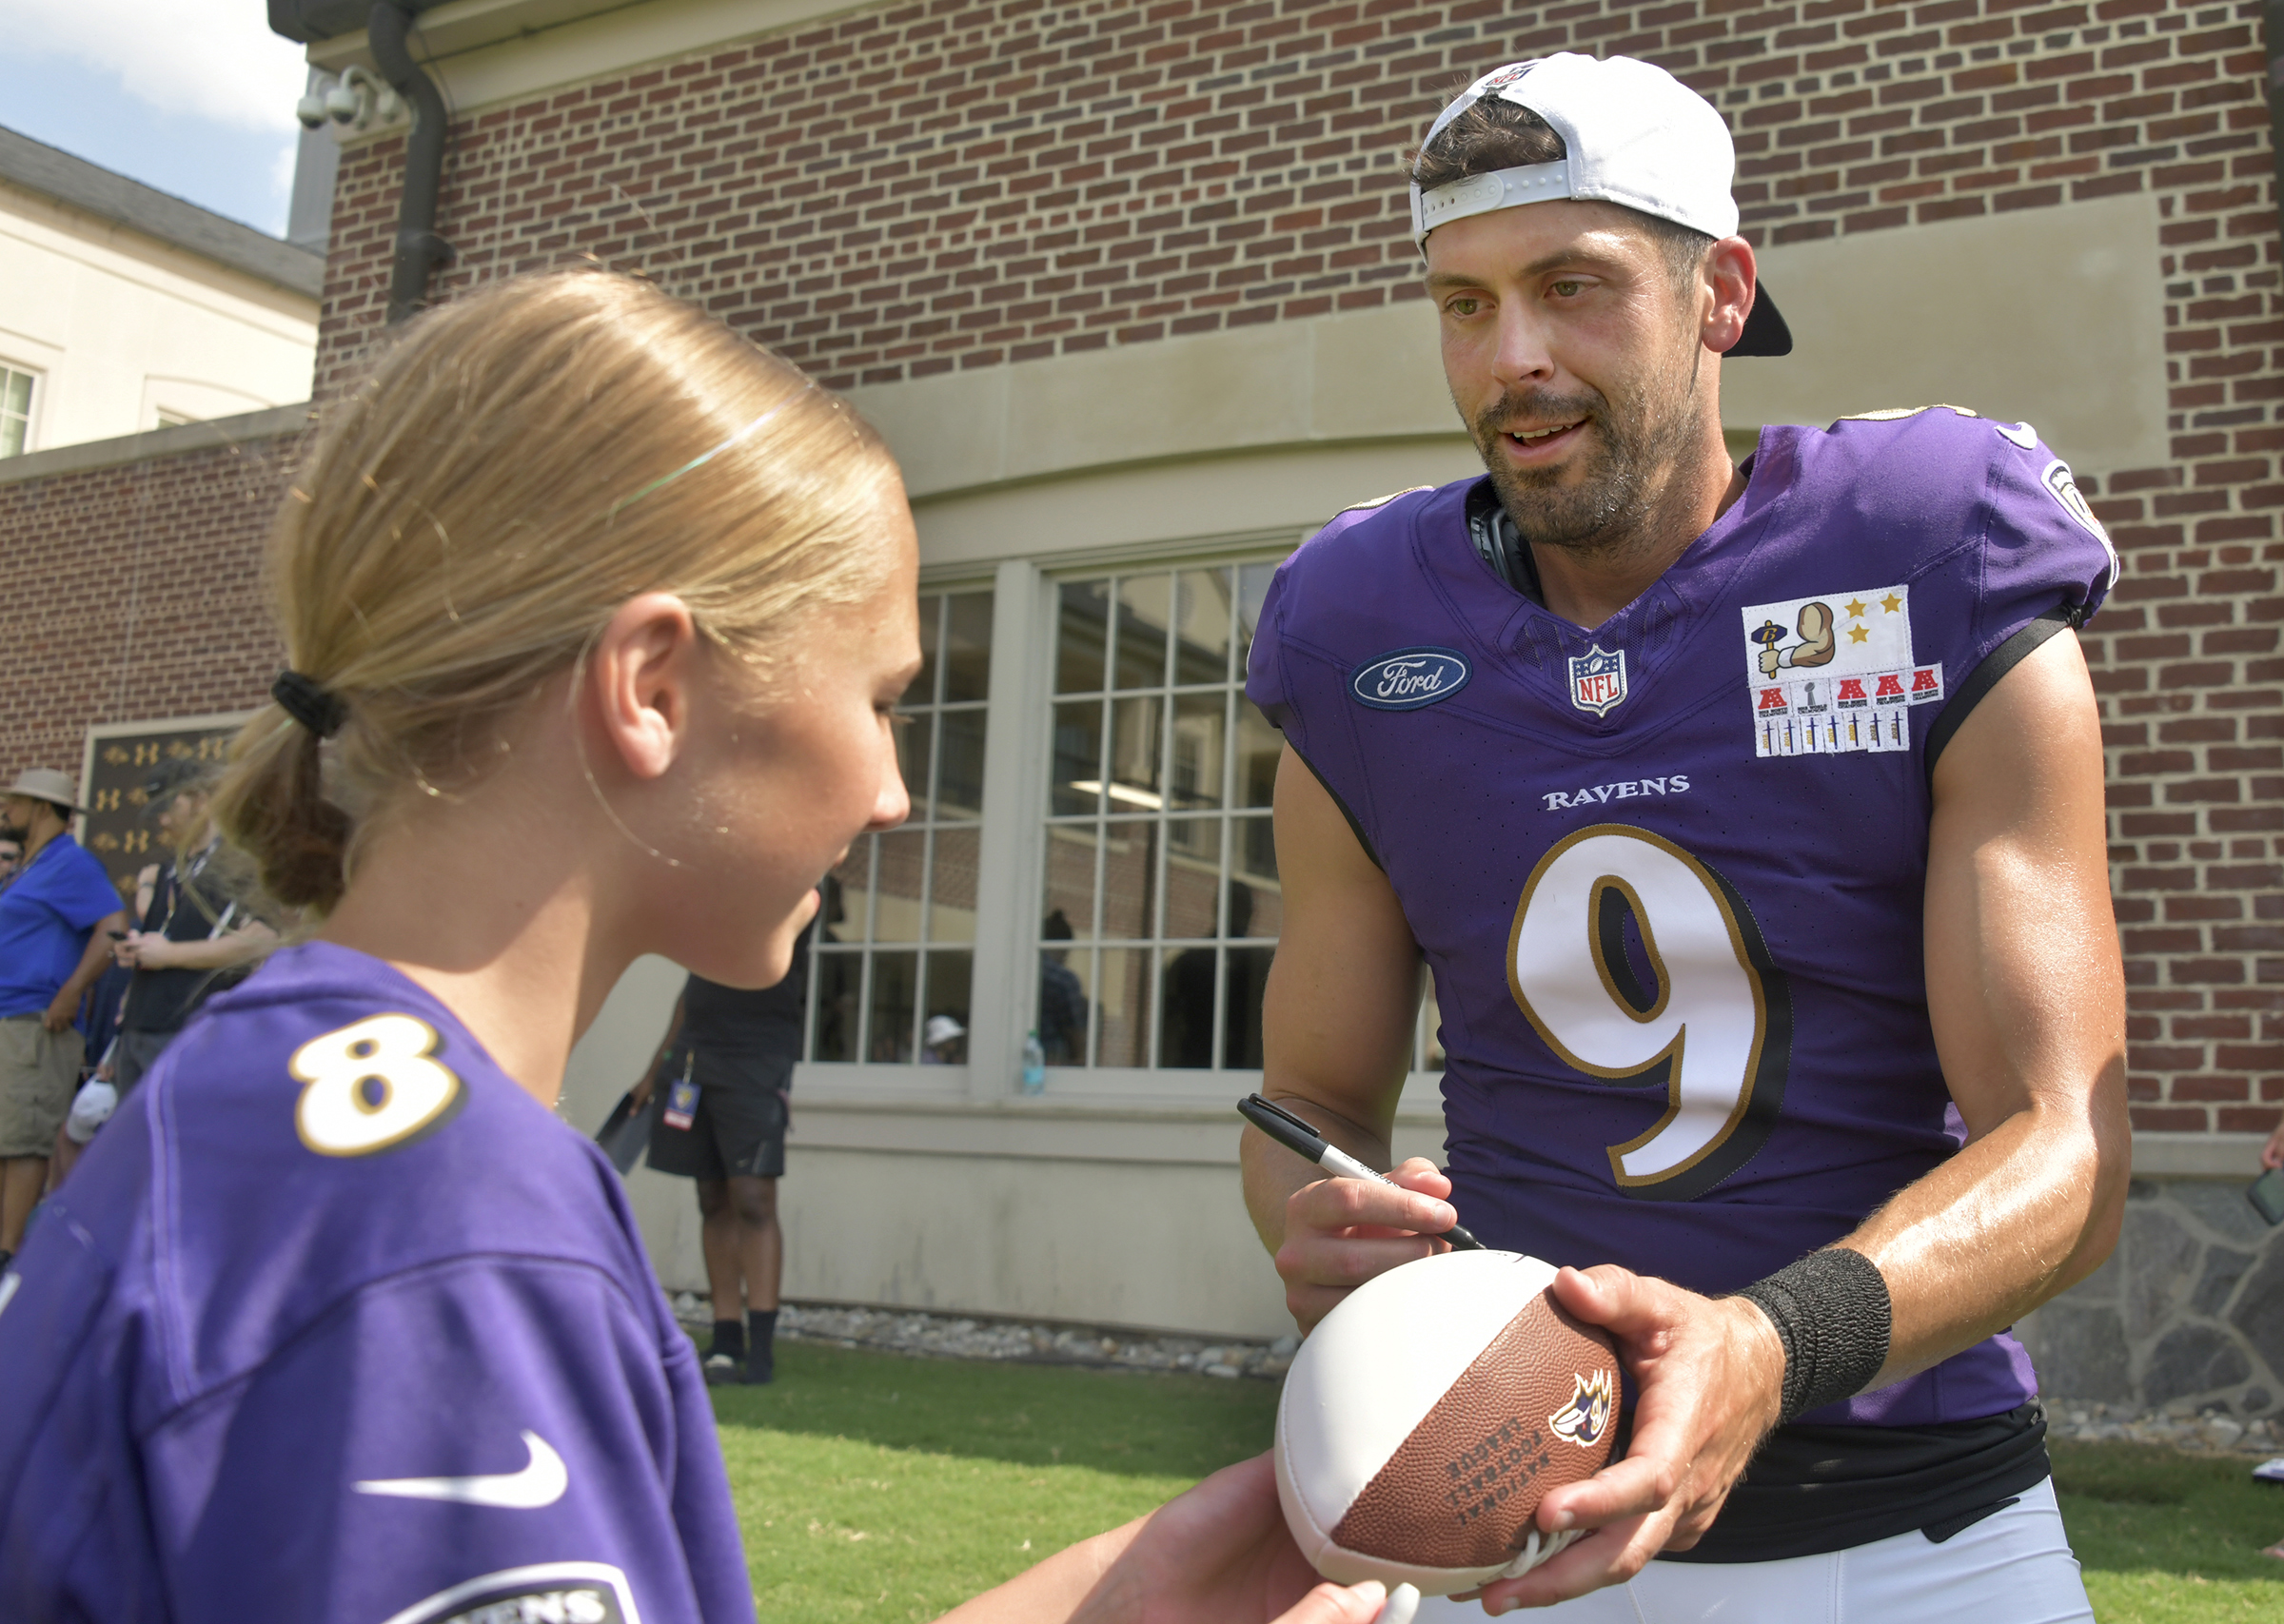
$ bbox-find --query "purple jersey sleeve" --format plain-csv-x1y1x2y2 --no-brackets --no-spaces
1979,424,2117,647
142,1260,738,1624
1246,487,1440,757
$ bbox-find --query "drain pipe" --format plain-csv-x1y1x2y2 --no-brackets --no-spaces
366,0,453,323
2271,0,2284,253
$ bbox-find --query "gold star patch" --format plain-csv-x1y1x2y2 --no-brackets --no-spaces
1844,598,1867,618
1880,592,1903,614
1848,624,1869,644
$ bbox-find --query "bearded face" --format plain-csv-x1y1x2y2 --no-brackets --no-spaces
1468,328,1705,558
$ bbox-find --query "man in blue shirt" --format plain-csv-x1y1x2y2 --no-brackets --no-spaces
0,768,128,1264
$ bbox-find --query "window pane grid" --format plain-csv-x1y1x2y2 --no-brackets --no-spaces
1041,558,1287,1072
0,364,35,460
809,588,991,1065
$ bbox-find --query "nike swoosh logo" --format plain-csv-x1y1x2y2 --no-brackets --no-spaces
353,1430,568,1509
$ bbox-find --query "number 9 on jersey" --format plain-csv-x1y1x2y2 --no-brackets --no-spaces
1507,825,1792,1201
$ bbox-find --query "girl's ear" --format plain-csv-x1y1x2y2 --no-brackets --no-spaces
585,594,702,782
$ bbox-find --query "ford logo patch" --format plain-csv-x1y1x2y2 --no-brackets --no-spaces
1350,647,1471,711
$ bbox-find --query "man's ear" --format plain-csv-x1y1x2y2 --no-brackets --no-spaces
584,594,702,783
1702,236,1758,356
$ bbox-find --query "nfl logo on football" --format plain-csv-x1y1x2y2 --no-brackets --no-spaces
1568,644,1627,718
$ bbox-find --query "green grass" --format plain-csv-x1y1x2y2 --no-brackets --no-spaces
713,1345,2284,1622
711,1341,1280,1621
2054,1439,2284,1622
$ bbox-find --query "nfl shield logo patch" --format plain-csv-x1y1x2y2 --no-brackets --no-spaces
1568,644,1628,718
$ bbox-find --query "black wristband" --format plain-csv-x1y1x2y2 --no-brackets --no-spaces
1732,1247,1892,1425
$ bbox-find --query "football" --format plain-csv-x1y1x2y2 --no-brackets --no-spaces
1273,1250,1621,1595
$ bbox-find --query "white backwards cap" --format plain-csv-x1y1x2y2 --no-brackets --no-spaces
1411,53,1790,355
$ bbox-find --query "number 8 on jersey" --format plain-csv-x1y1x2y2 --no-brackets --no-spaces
291,1013,467,1158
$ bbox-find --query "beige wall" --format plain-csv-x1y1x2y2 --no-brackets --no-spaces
1724,192,2167,477
850,189,2166,521
559,955,1448,1335
0,185,317,452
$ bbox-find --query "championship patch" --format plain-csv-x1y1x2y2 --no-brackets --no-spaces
1350,647,1470,711
1567,644,1627,718
1742,586,1941,758
378,1562,638,1624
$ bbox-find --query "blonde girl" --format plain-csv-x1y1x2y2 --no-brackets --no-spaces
0,273,1389,1624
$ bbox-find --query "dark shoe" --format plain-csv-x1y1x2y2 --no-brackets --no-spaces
743,1349,775,1384
702,1352,743,1386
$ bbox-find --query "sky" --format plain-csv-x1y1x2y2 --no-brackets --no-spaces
0,0,313,238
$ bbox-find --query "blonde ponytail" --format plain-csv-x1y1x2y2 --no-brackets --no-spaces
213,271,899,916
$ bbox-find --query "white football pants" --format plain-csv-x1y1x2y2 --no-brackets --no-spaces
1410,1478,2092,1624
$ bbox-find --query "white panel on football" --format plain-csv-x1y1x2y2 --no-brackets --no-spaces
1277,1250,1559,1547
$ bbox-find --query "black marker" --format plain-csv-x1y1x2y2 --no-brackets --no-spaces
1238,1092,1483,1251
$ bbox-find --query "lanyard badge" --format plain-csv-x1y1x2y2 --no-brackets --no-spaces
662,1053,698,1130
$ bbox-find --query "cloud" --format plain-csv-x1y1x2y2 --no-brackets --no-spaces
1,0,310,134
272,140,301,203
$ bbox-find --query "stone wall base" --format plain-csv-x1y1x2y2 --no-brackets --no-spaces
2018,1175,2284,1419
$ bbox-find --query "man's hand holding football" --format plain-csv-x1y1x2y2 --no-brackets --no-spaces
1462,1265,1785,1613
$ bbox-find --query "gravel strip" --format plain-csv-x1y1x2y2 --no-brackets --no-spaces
675,1295,1296,1379
2046,1402,2282,1458
677,1296,2284,1460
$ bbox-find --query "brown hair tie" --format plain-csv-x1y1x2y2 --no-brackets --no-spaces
272,671,348,739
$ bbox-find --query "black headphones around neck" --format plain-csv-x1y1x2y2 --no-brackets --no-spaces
1465,481,1536,598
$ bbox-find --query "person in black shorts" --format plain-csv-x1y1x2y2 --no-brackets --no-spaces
635,921,808,1383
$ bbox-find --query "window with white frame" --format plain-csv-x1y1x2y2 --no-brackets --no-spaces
0,364,36,458
1037,561,1291,1070
1037,560,1451,1080
808,588,992,1065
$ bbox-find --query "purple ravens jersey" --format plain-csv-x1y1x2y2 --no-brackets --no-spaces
1248,408,2116,1429
0,941,754,1624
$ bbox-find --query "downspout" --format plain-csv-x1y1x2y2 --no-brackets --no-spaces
366,0,453,323
2271,0,2284,260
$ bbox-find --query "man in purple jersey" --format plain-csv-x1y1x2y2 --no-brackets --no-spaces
1240,54,2127,1619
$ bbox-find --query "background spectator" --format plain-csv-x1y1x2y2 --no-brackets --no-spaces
108,761,275,1093
1037,909,1086,1064
0,768,127,1263
2259,1113,2284,1555
0,836,22,888
922,1014,965,1064
634,919,812,1384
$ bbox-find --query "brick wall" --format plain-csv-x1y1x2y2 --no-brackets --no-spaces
319,0,2273,392
121,0,2284,1134
0,436,301,775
